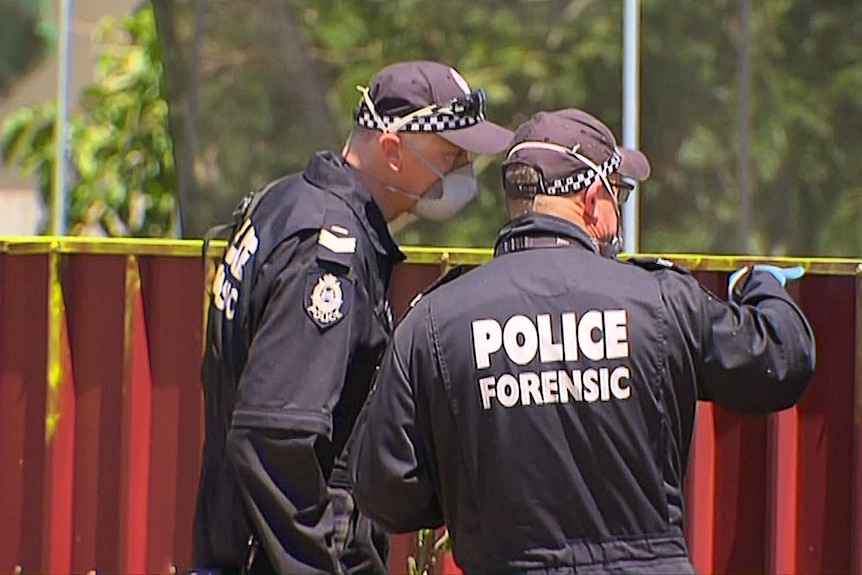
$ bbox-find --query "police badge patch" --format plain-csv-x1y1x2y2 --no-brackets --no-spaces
305,272,352,329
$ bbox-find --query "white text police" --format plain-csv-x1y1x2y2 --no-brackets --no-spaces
471,311,632,409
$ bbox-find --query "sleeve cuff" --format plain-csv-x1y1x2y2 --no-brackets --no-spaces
232,406,333,437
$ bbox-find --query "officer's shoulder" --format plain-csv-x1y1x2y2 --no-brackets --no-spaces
406,265,473,314
624,256,720,304
622,256,692,276
265,180,364,267
222,176,361,287
307,202,367,271
249,174,301,216
248,174,324,238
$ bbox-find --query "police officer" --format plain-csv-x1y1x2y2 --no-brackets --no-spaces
192,60,513,575
351,108,816,574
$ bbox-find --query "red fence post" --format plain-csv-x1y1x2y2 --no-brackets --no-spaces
854,267,862,575
137,255,207,573
43,252,77,575
61,254,129,572
789,275,858,574
119,255,154,574
0,254,50,574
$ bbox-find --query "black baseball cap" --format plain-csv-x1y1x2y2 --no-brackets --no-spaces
356,61,513,155
505,108,651,185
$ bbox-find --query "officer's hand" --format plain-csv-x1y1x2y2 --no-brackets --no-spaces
727,264,805,300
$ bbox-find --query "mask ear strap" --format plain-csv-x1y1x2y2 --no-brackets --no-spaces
572,150,624,256
400,135,448,179
570,150,619,213
341,128,355,156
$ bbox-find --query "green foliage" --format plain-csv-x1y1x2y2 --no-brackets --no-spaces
1,6,176,237
25,0,850,247
151,0,344,237
283,0,862,256
638,0,862,256
290,0,629,248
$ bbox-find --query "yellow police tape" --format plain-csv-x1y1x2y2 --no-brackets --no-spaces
46,251,64,442
1,235,860,275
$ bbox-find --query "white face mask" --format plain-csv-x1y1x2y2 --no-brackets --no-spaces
411,161,478,221
403,139,478,221
346,162,478,222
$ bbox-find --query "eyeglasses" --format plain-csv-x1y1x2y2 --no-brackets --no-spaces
610,178,635,205
356,86,487,133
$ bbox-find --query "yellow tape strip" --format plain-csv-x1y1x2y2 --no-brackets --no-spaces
123,255,142,387
0,236,205,257
46,249,65,442
1,236,859,274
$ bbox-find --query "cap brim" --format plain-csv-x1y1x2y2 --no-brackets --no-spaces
619,147,651,181
439,121,514,155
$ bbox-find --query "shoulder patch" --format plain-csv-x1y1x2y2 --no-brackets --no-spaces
314,208,362,270
305,271,352,330
625,256,691,275
408,265,472,311
318,227,357,254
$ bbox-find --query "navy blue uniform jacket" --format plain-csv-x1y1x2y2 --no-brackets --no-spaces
352,214,815,575
194,151,403,574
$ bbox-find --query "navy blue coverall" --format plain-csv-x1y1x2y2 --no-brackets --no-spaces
353,213,815,575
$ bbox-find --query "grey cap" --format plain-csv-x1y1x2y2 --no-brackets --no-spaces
504,108,651,184
356,61,513,155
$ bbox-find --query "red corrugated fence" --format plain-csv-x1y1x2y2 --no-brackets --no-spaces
0,239,859,575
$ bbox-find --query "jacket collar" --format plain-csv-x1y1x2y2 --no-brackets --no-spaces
304,151,405,263
494,213,599,256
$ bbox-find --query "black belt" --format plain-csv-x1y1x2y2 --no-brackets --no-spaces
494,235,574,257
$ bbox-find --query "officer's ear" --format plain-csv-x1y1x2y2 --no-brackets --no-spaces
583,181,602,224
379,132,404,172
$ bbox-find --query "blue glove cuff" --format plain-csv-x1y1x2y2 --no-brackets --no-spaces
727,267,750,299
727,264,806,299
752,264,806,287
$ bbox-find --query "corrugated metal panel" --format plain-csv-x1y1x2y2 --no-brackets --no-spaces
0,241,858,575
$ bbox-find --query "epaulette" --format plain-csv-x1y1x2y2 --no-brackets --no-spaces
407,265,472,311
312,207,361,272
624,256,692,275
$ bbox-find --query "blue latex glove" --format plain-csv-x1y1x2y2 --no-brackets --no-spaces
727,264,805,299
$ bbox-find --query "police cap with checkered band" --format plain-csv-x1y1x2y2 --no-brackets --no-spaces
503,108,651,198
355,61,513,155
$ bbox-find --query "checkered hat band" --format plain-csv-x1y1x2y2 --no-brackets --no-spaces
356,105,485,133
544,150,621,196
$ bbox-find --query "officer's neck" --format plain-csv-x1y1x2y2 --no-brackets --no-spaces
508,195,591,234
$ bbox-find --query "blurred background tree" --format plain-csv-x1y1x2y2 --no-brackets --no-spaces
0,0,50,98
151,0,340,237
150,0,861,255
2,0,860,254
1,6,176,236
